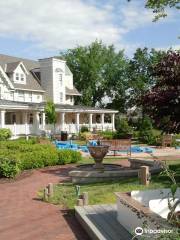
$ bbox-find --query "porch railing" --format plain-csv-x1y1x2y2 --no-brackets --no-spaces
4,122,114,136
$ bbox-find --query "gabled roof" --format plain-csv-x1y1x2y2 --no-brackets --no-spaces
6,61,20,73
0,54,44,92
0,65,14,89
6,61,29,75
65,86,81,96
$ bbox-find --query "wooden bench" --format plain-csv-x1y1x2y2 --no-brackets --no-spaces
100,139,131,156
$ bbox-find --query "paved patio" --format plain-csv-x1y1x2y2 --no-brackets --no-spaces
0,165,90,240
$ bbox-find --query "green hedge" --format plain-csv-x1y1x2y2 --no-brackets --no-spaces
0,157,20,178
0,139,82,178
99,131,115,140
0,128,12,141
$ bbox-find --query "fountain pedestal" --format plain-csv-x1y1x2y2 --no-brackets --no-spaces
88,145,109,170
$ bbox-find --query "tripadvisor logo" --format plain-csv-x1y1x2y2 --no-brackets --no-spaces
135,227,143,236
132,227,173,239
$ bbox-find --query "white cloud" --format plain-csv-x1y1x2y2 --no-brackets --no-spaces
0,0,122,50
0,0,175,53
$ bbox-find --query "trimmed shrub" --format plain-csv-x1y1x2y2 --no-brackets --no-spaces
70,151,82,163
0,128,12,141
0,157,20,178
99,131,114,140
0,139,82,178
115,119,133,139
137,116,162,145
18,146,59,170
79,131,92,140
57,149,82,164
80,126,89,133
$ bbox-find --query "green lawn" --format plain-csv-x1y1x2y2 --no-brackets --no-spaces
78,156,128,165
39,159,180,209
40,175,175,209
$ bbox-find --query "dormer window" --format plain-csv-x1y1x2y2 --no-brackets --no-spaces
21,74,25,81
6,61,28,84
16,73,19,81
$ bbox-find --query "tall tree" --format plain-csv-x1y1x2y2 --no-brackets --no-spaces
61,41,129,112
127,48,165,109
45,101,56,130
145,0,180,21
128,0,180,21
141,50,180,133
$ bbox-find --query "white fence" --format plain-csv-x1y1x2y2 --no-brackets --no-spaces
4,123,114,136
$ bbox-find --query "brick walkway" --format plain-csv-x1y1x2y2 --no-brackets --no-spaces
0,166,90,240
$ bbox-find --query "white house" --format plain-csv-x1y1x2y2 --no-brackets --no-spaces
0,54,118,137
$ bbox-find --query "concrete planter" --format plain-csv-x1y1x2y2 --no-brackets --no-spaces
116,188,180,238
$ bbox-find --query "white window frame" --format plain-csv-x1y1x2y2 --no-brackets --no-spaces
9,92,14,100
18,91,25,101
16,73,19,81
28,92,32,102
20,73,25,81
59,74,63,86
59,92,63,103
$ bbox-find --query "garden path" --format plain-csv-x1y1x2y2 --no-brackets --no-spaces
0,165,90,240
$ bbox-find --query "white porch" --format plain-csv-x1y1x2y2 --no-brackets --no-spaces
0,109,116,137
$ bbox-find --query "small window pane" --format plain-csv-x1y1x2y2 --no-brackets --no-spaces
60,92,63,103
16,73,19,80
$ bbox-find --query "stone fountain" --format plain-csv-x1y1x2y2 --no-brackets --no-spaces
69,141,163,184
88,142,109,170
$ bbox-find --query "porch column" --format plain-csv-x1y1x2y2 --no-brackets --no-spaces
111,113,115,131
75,113,80,133
42,112,46,130
101,113,104,131
34,112,40,133
23,112,28,135
61,112,65,131
89,113,93,131
0,110,5,128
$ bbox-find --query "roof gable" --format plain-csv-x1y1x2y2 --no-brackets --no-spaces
0,54,44,92
0,65,14,89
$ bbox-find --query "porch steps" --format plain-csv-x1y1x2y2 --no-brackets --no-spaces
75,204,132,240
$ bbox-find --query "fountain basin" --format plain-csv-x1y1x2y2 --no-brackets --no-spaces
69,163,161,183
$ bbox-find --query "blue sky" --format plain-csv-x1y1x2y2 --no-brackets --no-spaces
0,0,179,60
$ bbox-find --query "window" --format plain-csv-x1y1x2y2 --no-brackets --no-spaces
20,74,25,81
59,74,62,86
18,91,25,101
12,114,16,124
60,92,63,103
10,92,14,100
29,113,33,124
16,73,19,81
28,92,32,102
39,113,42,125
